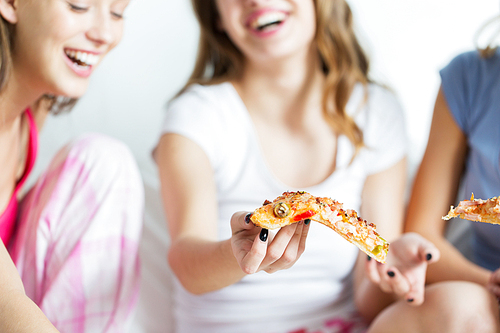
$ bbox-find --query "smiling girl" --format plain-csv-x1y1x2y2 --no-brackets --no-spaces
0,0,143,332
151,0,478,332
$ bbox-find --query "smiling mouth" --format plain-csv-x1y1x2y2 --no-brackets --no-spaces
250,11,287,32
64,49,99,68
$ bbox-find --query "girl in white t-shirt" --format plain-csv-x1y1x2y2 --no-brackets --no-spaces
155,1,481,332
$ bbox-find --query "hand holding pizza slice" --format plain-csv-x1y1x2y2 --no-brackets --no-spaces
250,191,389,263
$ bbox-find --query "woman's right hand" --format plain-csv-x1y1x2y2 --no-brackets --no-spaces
230,211,311,274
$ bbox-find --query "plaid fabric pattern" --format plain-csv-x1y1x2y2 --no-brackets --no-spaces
9,134,144,332
289,312,367,333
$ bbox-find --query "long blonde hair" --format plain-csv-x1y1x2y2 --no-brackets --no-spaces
187,0,370,154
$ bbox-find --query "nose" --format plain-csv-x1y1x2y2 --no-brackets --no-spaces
86,10,117,46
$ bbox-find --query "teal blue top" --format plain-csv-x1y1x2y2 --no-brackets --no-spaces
440,49,500,271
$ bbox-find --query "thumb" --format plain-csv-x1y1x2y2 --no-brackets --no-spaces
417,239,440,264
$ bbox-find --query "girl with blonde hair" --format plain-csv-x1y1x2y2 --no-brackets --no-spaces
155,0,481,332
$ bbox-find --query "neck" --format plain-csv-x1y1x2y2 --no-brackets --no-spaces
240,45,323,95
234,45,325,119
0,71,41,127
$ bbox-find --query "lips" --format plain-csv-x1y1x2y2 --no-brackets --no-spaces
65,49,100,66
246,9,289,34
63,48,101,77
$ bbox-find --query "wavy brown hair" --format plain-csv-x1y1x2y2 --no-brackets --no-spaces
186,0,370,154
0,15,13,93
0,15,76,113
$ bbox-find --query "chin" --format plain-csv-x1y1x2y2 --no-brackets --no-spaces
50,81,89,99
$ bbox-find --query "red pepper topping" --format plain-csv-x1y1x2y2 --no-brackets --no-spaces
293,210,315,221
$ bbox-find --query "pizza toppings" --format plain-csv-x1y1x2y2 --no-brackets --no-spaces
293,210,315,222
250,191,389,263
273,202,291,218
443,193,500,224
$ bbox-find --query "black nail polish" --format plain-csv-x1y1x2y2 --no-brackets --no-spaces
387,271,395,277
367,255,371,261
245,213,252,224
259,229,268,242
407,298,414,303
426,253,432,261
304,219,311,225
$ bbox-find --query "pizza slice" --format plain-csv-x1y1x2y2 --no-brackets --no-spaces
443,193,500,224
250,191,389,263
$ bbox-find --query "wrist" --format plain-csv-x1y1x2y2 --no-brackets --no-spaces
485,270,494,286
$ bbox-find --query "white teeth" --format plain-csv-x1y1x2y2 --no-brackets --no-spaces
65,49,99,66
251,12,287,30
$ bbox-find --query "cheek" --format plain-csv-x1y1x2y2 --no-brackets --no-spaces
303,1,317,34
28,16,81,58
299,4,317,45
213,1,241,35
11,27,51,68
106,23,125,53
114,23,125,45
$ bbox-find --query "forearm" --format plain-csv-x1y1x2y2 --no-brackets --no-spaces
0,243,58,332
0,289,59,332
355,159,406,321
404,87,484,284
418,231,490,286
355,272,397,322
168,237,247,294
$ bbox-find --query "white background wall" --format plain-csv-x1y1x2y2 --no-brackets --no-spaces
34,0,500,183
349,0,499,176
30,1,500,332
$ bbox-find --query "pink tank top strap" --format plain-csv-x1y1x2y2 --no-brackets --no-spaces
16,108,39,191
0,108,39,245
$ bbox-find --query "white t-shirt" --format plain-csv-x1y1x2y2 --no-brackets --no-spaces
160,82,407,333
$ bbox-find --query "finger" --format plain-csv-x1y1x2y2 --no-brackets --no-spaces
296,219,311,257
490,269,500,284
375,262,393,293
365,255,381,284
487,283,500,298
384,266,411,297
403,264,427,306
376,263,411,296
272,220,310,270
404,280,425,306
262,223,299,267
417,239,440,264
238,230,268,274
231,211,256,235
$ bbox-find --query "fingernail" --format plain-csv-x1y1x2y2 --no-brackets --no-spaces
245,213,253,224
304,219,311,225
259,229,268,242
367,255,371,261
426,253,432,261
387,271,395,277
407,298,414,303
